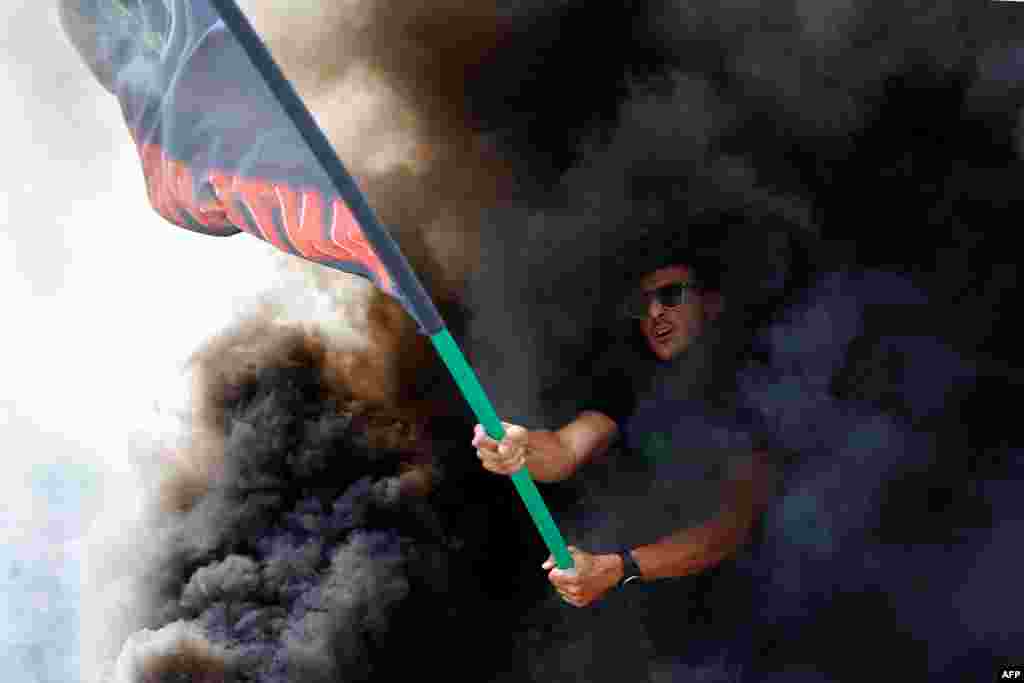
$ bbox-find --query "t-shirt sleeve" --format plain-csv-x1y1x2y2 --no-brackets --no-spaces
581,369,635,428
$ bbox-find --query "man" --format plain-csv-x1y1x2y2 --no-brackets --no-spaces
473,259,774,609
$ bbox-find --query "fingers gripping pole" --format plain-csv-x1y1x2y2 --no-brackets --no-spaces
430,329,575,570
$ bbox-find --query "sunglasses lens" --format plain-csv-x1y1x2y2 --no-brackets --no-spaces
659,283,686,307
624,283,694,318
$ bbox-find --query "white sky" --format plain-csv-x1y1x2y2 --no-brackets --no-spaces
0,3,340,677
1,9,283,468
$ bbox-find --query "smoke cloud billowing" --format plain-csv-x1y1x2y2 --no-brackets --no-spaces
459,0,1022,679
78,0,1022,680
83,313,551,682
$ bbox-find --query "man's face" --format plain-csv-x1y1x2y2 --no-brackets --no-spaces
637,265,711,361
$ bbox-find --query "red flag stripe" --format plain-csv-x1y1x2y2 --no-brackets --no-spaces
230,177,295,253
137,142,235,233
277,185,326,258
324,196,394,291
134,141,393,290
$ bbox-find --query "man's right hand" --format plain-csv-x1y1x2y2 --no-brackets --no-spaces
472,422,530,475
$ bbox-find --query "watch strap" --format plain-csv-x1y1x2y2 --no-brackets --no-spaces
617,549,642,587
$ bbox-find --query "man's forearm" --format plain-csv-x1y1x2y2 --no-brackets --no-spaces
631,515,748,580
517,411,617,483
632,452,771,580
523,430,579,482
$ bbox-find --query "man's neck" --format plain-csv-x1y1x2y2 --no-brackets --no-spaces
645,321,726,402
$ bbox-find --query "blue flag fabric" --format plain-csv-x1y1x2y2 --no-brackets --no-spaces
59,0,444,334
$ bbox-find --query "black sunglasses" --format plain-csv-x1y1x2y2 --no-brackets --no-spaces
622,282,697,319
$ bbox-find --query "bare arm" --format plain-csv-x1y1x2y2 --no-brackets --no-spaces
631,449,774,580
526,411,618,482
472,411,618,483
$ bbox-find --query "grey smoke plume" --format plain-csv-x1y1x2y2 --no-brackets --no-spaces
111,621,230,683
78,0,1022,680
461,0,1021,679
84,310,546,682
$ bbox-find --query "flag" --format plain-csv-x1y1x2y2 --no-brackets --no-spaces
59,0,575,570
58,0,443,334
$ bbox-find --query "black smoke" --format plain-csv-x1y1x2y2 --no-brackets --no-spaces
99,320,555,681
457,0,1022,680
89,0,1023,680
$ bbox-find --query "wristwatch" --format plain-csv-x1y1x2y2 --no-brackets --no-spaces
617,549,643,587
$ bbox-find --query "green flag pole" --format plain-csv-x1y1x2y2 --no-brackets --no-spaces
430,329,575,570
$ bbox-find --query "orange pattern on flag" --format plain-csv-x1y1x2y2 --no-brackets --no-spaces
134,141,393,291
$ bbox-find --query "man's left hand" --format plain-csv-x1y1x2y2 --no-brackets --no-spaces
543,546,624,608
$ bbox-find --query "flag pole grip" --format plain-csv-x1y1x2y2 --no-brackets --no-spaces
430,329,575,571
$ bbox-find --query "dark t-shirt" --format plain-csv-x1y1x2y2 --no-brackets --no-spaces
583,365,637,428
579,338,767,552
576,362,764,659
573,335,771,663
